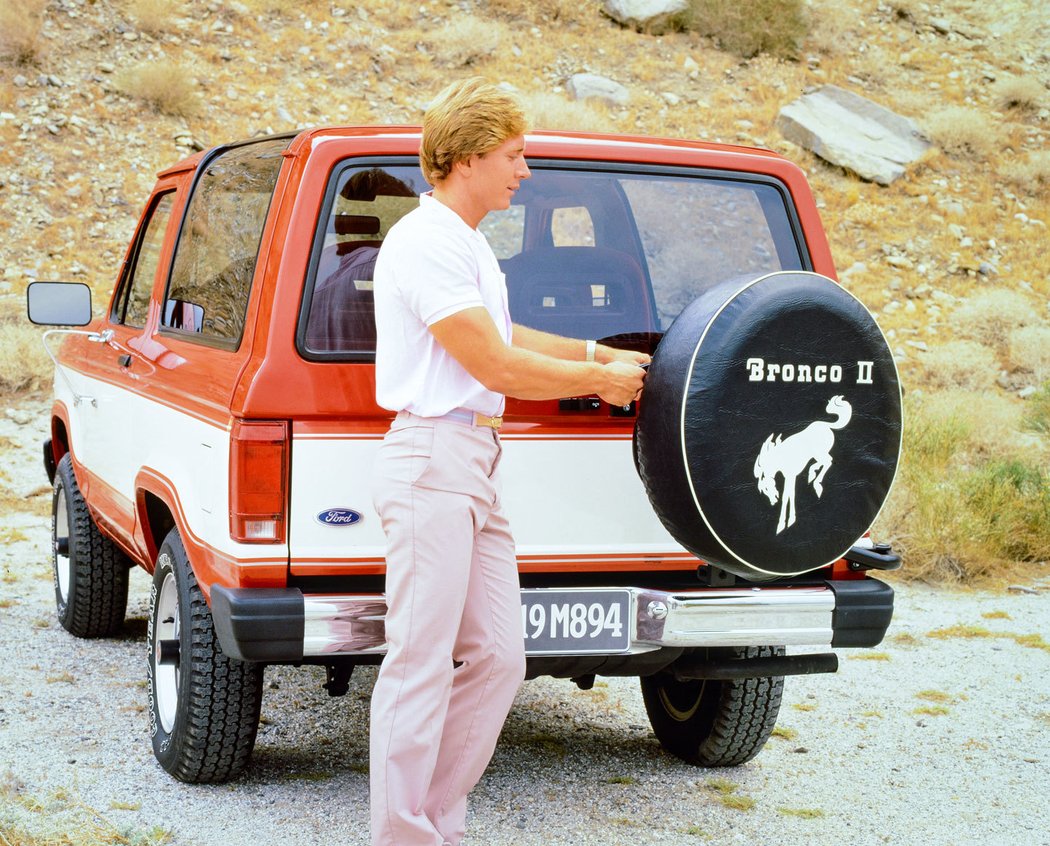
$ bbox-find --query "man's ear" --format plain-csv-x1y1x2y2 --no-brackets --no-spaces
451,155,476,179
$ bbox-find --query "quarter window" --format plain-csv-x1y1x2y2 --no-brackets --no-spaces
112,192,174,327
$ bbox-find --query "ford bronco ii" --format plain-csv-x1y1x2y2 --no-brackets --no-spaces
29,126,902,783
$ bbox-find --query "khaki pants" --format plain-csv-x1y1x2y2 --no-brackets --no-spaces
370,413,526,846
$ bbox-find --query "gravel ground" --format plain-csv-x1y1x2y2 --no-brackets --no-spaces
1,396,1048,846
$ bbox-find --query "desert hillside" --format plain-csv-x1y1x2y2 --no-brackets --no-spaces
0,0,1047,582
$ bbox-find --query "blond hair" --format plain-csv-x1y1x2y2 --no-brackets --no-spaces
420,77,527,184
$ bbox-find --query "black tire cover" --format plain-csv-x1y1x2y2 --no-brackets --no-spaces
634,271,902,580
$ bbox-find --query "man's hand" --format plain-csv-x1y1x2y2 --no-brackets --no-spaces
596,360,647,407
596,344,651,368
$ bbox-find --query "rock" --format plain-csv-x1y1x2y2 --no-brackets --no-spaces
1008,584,1039,594
5,409,31,426
1019,386,1038,399
777,85,931,186
600,0,688,35
978,262,998,276
566,73,630,107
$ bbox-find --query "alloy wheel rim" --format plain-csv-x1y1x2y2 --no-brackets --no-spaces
53,487,71,604
153,571,180,734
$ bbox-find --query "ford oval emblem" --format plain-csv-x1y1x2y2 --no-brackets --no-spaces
316,508,363,527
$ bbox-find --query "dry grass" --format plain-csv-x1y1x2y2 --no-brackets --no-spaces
125,0,180,34
1022,384,1050,435
424,18,506,67
876,390,1050,584
1000,151,1050,198
1007,325,1050,384
684,0,806,58
519,92,616,133
925,107,998,160
991,75,1046,113
113,60,201,117
0,299,52,396
804,0,862,55
485,0,579,23
951,289,1042,349
920,341,998,391
0,0,46,65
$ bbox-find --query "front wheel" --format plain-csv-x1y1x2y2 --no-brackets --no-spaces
51,453,129,637
640,646,784,767
147,528,263,783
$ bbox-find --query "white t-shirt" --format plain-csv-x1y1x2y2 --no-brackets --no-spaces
373,193,512,417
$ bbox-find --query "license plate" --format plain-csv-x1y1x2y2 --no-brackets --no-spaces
520,589,632,655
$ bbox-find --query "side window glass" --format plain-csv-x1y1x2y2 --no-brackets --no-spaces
551,206,595,247
112,192,175,327
623,178,803,329
479,206,524,259
162,138,287,345
301,165,426,356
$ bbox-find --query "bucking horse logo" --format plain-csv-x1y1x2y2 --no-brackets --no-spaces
753,396,852,534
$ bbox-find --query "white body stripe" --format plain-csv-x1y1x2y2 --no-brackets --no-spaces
289,433,683,566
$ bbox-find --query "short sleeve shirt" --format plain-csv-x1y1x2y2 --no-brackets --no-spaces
373,193,512,417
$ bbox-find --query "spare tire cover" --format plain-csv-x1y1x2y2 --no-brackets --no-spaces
634,271,902,580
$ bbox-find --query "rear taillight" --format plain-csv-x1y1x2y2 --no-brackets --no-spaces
229,420,289,544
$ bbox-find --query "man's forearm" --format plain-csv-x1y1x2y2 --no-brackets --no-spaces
511,324,589,360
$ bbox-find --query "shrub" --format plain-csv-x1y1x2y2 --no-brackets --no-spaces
804,0,857,55
925,107,998,160
951,289,1040,348
0,0,46,65
125,0,180,35
1007,325,1050,384
425,18,505,66
991,75,1046,112
517,92,615,132
920,341,998,391
114,60,200,117
876,392,1050,583
684,0,807,59
0,297,52,395
486,0,578,22
1000,151,1050,198
1022,383,1050,435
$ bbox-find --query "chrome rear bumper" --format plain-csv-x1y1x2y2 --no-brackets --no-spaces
211,579,892,663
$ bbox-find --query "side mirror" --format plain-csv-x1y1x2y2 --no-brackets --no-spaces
27,281,92,326
163,299,205,332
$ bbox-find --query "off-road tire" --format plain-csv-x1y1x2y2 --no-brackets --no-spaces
51,453,130,637
148,527,263,783
640,646,785,767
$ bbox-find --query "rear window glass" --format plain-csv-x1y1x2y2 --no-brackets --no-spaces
162,137,288,345
298,162,806,359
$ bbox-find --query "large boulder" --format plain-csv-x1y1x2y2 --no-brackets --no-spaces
600,0,689,35
566,73,630,107
777,85,931,185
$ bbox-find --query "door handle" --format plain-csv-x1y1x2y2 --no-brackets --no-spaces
118,354,132,368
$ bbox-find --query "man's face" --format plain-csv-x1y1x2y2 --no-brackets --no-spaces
469,134,530,215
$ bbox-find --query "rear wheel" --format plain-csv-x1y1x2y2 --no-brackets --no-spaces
51,453,129,637
640,646,784,767
148,527,263,783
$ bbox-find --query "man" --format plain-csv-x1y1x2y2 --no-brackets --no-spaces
370,77,648,846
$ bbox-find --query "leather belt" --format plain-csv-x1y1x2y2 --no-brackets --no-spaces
435,407,503,430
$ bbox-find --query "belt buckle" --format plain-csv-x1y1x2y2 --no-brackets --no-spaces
475,413,502,430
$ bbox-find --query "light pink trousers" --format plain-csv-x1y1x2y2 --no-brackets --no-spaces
370,413,526,846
